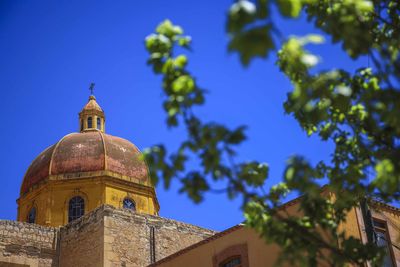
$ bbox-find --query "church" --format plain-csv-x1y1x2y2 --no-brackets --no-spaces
0,94,399,266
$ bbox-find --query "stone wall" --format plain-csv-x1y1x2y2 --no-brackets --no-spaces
0,220,58,267
102,206,216,267
58,208,104,267
0,205,215,267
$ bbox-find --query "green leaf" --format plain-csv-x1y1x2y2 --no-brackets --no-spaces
179,172,209,203
168,107,179,117
174,55,188,68
277,0,302,18
374,159,399,195
178,36,191,47
244,201,268,227
238,162,269,186
156,19,183,38
304,34,325,44
161,58,173,73
300,54,319,67
227,126,247,144
172,75,195,93
269,182,290,203
228,25,275,66
227,0,257,33
145,34,171,54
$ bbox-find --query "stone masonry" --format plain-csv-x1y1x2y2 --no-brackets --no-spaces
0,220,58,267
0,205,215,267
102,206,215,267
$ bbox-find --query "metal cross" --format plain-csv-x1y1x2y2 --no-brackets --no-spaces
89,83,95,95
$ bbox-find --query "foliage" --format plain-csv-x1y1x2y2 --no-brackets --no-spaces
143,0,400,266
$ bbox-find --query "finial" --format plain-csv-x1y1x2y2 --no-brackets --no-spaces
89,82,95,96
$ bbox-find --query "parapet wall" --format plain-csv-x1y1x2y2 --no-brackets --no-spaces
0,205,215,267
102,205,216,267
0,220,58,267
58,206,105,267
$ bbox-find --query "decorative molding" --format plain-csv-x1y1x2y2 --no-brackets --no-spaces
48,133,73,177
98,131,108,170
213,243,249,267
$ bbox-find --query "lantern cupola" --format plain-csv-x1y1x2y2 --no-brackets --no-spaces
79,94,105,132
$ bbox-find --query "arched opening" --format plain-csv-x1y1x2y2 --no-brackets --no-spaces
219,256,241,267
87,117,93,128
27,207,36,224
68,196,85,223
97,117,101,130
123,197,136,211
214,244,248,267
80,120,83,131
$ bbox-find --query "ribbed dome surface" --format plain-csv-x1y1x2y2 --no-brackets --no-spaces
21,131,149,194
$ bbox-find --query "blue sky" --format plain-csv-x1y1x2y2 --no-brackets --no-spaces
0,1,366,231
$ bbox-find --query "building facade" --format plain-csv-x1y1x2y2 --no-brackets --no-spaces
150,198,400,267
0,95,399,266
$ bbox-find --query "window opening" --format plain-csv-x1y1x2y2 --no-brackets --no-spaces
219,257,241,267
87,117,93,128
373,219,394,267
68,196,85,222
123,198,136,211
27,207,36,224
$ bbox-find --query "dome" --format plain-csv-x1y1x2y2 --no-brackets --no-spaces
17,91,159,226
20,131,150,195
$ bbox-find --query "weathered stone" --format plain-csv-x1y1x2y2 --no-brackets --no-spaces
0,205,215,267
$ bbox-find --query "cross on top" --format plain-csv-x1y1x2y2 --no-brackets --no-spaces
89,83,95,95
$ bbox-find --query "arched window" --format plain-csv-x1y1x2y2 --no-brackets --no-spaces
87,117,93,128
68,196,85,223
219,257,241,267
214,244,248,267
97,117,101,130
123,198,136,211
27,207,36,224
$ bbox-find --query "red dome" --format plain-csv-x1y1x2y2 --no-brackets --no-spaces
21,131,149,194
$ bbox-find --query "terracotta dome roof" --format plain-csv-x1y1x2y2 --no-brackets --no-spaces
20,131,150,195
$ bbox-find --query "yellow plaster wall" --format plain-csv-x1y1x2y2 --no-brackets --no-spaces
155,227,290,267
338,206,364,241
104,184,158,215
18,177,158,227
81,114,105,132
155,198,335,267
18,180,104,226
18,186,50,226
